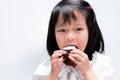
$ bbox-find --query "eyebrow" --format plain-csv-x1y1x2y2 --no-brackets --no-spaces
56,21,86,28
56,22,67,28
76,22,86,26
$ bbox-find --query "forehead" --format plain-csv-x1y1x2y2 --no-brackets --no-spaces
56,10,86,26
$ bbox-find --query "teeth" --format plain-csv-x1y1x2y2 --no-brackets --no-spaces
63,46,76,50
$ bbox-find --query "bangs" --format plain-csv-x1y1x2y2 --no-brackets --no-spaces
54,4,87,25
61,7,78,25
55,5,80,25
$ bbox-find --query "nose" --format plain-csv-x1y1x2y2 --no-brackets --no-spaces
65,32,76,41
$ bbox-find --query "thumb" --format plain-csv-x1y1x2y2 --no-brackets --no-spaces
58,57,64,65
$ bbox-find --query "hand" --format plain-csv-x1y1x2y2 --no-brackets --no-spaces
48,50,66,80
68,49,92,76
68,49,98,80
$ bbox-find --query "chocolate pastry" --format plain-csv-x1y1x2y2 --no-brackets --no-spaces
62,46,76,59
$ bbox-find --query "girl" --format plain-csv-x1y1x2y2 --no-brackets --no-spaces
34,0,119,80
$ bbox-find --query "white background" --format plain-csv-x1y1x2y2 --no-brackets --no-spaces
0,0,120,80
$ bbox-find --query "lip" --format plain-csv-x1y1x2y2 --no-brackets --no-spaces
64,44,78,49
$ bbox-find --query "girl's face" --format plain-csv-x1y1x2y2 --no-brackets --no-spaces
55,11,88,51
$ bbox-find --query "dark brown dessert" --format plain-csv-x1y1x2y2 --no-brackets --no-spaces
62,46,76,59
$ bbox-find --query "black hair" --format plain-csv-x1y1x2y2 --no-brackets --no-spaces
46,0,104,60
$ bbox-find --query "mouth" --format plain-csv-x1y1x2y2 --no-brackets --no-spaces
62,45,78,59
64,45,78,49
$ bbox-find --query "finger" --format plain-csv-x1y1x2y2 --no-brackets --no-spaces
51,57,64,67
51,53,62,61
69,53,84,62
54,50,67,54
58,57,64,65
52,57,64,64
51,50,66,61
52,59,58,64
68,55,80,65
71,49,88,58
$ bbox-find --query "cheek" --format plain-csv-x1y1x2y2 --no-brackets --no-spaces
82,38,88,50
55,34,64,49
78,32,88,51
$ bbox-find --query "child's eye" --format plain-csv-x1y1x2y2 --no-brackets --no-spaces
76,28,82,31
58,29,66,32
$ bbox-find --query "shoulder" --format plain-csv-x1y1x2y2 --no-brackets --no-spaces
33,58,51,80
34,58,51,75
92,51,111,65
91,51,120,80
